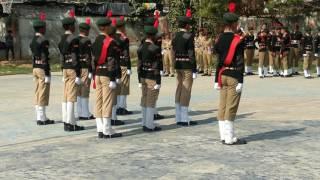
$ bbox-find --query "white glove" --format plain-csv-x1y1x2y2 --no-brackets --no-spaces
127,69,132,75
75,77,81,85
109,81,117,89
315,53,319,57
154,84,161,90
192,73,197,79
62,76,65,82
303,54,308,57
44,76,51,83
116,79,121,84
160,71,164,76
88,73,93,79
236,83,243,94
214,83,221,90
138,83,142,88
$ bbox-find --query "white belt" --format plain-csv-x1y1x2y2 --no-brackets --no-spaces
98,65,107,69
65,59,73,63
176,58,190,61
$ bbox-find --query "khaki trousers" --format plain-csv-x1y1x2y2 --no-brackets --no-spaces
63,69,78,103
163,50,174,75
196,49,203,71
95,76,115,118
316,57,320,67
258,51,269,68
203,52,213,75
270,52,281,72
140,78,159,108
33,68,50,106
289,48,300,68
78,68,91,98
119,66,130,95
218,76,241,121
281,55,289,70
175,70,193,107
245,49,254,67
303,54,312,70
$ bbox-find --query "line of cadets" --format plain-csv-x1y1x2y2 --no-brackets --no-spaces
31,11,200,139
194,24,320,79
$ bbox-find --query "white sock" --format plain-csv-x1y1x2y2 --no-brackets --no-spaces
62,102,67,123
146,107,155,129
95,118,103,133
112,105,117,120
218,121,225,141
224,120,235,144
180,106,190,123
76,96,82,118
37,106,45,121
175,103,181,122
141,107,146,126
103,118,115,135
317,67,320,75
81,97,91,118
67,102,76,125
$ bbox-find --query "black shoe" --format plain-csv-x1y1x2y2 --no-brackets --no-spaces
170,74,175,77
64,123,69,131
223,138,247,145
111,119,125,126
163,74,169,77
103,133,123,138
154,114,165,120
66,124,85,131
176,121,198,126
122,108,133,115
198,71,204,74
116,108,122,115
44,119,55,125
318,75,320,77
36,121,45,126
98,132,104,138
79,115,95,120
294,72,300,75
246,72,254,76
143,126,162,132
202,73,208,76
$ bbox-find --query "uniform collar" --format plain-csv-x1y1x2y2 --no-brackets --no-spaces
145,39,154,44
99,32,107,36
35,33,43,37
79,33,87,37
65,30,72,35
180,28,187,32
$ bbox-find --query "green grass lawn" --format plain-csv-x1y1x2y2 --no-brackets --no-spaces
0,63,61,76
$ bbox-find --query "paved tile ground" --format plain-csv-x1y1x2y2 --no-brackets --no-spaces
0,71,319,179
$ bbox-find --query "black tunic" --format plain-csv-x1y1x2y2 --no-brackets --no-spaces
172,30,196,73
92,34,120,81
301,35,313,53
270,34,282,52
137,40,162,84
30,35,50,76
244,34,255,49
58,33,81,77
114,32,131,70
214,32,245,84
78,36,93,73
290,31,303,48
315,35,320,54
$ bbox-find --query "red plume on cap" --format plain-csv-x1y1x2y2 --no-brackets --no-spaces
85,18,91,25
69,9,75,18
228,2,236,13
106,10,112,17
120,16,125,21
112,18,117,26
39,12,46,21
186,8,192,18
154,19,159,28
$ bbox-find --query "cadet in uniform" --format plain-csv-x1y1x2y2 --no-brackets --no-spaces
256,28,269,78
172,15,198,126
162,33,174,77
114,17,133,116
137,25,162,132
269,27,282,76
202,32,214,76
315,27,320,77
92,18,122,138
280,27,291,77
290,24,303,75
77,19,95,120
243,27,255,75
58,16,84,131
31,17,54,126
301,27,313,78
195,32,203,74
213,10,247,145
